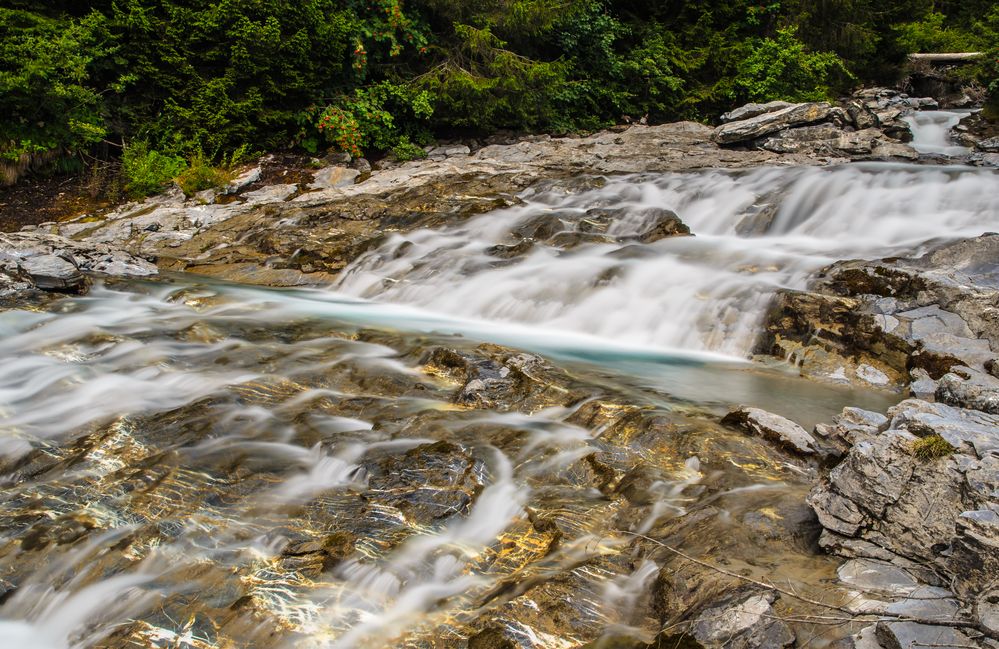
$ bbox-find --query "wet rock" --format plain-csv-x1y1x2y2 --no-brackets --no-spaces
367,440,482,523
690,591,794,649
17,254,85,292
713,102,832,145
632,209,690,243
936,366,999,414
978,137,999,153
0,232,157,302
468,627,516,649
721,406,816,455
720,101,794,123
875,621,975,649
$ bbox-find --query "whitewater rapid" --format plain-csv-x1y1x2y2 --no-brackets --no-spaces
336,161,999,357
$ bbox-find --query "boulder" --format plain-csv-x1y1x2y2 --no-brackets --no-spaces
936,366,999,414
0,232,157,302
309,165,360,190
713,102,832,145
720,101,794,123
721,406,816,455
977,137,999,153
690,592,795,649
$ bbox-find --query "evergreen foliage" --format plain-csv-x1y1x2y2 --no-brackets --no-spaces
0,0,996,190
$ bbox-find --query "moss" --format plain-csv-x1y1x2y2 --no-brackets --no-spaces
910,434,956,461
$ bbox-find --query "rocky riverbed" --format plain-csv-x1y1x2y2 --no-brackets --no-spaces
1,96,997,649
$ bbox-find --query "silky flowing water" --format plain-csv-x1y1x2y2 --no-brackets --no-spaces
2,120,999,648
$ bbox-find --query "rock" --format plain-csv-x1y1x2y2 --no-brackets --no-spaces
0,232,157,302
351,157,372,174
977,137,999,153
17,254,85,292
950,510,999,595
758,125,844,154
309,166,360,190
837,558,922,596
910,369,938,400
720,101,794,123
690,592,795,649
846,101,881,130
848,626,886,649
870,141,919,160
977,589,999,637
427,144,471,159
632,209,690,243
713,102,832,145
936,366,999,414
875,621,975,649
721,406,816,455
224,166,261,194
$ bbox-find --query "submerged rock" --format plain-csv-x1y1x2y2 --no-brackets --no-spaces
721,406,816,455
691,591,794,649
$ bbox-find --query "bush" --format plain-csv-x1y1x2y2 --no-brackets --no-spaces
732,28,852,103
121,142,186,199
0,9,110,179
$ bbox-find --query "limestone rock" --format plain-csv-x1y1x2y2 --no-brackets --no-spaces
309,165,360,190
720,101,795,123
691,592,795,649
713,102,832,145
936,366,999,414
721,406,816,455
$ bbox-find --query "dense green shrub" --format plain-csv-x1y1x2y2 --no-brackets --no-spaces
0,9,110,179
732,28,851,103
121,142,186,198
2,0,998,185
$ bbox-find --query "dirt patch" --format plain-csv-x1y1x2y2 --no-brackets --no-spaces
0,174,118,233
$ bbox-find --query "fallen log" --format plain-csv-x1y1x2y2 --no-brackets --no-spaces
908,52,983,63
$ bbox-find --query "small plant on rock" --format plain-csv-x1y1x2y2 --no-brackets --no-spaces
910,434,956,461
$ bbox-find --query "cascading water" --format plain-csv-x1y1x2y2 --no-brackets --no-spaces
2,143,999,648
336,163,999,357
903,109,975,155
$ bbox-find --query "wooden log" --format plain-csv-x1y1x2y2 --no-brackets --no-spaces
908,52,983,63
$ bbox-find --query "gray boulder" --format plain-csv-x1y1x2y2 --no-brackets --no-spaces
720,101,794,123
713,102,832,145
691,592,795,649
0,232,157,302
936,366,999,414
722,406,817,455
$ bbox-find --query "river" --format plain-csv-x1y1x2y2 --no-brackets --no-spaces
0,112,996,648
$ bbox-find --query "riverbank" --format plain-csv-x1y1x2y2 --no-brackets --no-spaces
0,96,997,648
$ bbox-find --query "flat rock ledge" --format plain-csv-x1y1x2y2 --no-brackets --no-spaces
13,120,845,288
712,96,921,160
0,231,156,303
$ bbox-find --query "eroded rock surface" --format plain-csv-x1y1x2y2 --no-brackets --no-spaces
0,231,156,303
759,233,999,390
